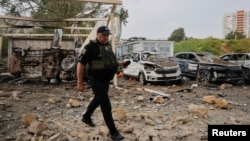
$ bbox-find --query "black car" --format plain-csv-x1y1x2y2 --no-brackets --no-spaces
220,53,250,83
171,52,244,84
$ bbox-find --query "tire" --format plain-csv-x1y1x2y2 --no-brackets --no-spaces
199,69,211,84
175,79,183,85
242,69,250,84
123,75,129,80
139,73,147,85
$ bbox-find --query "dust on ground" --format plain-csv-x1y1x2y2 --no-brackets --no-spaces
0,75,250,141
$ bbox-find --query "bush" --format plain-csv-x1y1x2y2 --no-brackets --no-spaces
174,38,250,56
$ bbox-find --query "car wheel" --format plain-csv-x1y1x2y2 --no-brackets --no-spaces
175,79,183,85
242,69,250,83
123,75,128,80
199,69,211,84
139,73,147,85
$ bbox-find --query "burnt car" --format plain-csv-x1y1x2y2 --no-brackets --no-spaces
121,51,182,85
220,53,250,83
171,52,244,84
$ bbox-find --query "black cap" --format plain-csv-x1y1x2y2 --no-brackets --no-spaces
97,26,111,34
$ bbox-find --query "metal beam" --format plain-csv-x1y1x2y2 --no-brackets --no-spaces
1,34,89,37
0,15,107,22
73,0,122,5
0,25,94,30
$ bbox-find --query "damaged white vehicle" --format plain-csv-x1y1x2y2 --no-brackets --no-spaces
121,51,182,85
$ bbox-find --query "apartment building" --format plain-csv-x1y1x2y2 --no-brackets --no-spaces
223,10,250,38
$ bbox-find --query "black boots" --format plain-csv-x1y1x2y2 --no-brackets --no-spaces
81,116,96,127
111,132,125,141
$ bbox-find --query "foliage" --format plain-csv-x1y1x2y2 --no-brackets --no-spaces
229,39,250,52
174,39,223,56
0,0,32,16
33,1,105,35
174,38,250,56
200,39,222,55
0,0,128,34
225,31,246,40
167,27,186,42
0,0,129,46
118,7,129,26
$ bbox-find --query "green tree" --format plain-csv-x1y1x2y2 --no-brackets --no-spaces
0,0,128,32
114,6,129,40
0,0,129,43
225,31,246,40
174,38,222,55
228,39,250,52
168,27,186,42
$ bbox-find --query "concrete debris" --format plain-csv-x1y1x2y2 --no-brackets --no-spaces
188,104,208,118
177,84,198,93
112,107,127,121
203,95,229,109
153,96,165,104
137,96,144,102
22,113,37,126
203,95,217,104
144,88,170,97
27,120,47,135
215,98,228,109
68,99,81,108
220,83,233,90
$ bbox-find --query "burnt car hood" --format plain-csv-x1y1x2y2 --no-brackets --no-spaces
144,58,178,67
199,58,240,67
140,60,178,68
140,60,158,66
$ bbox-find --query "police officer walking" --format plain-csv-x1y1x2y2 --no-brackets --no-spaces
77,26,128,140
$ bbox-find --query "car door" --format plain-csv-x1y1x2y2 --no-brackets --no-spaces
122,53,140,77
185,53,199,77
174,53,197,78
243,54,250,69
221,54,245,67
174,53,188,73
234,54,247,67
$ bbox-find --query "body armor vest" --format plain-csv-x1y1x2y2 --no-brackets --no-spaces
89,44,118,70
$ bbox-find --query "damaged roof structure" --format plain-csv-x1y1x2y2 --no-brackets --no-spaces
0,0,123,85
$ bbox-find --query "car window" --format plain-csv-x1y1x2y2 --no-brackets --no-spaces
187,54,196,60
133,53,140,61
237,54,246,60
221,55,231,60
232,54,239,60
246,55,250,60
176,53,187,59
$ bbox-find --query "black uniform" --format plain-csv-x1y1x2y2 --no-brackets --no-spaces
78,39,119,136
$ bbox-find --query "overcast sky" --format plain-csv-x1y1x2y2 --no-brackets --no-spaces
120,0,250,40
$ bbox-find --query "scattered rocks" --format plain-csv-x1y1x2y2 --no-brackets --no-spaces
0,78,250,140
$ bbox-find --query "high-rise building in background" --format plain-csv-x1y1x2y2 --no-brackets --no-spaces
223,10,250,38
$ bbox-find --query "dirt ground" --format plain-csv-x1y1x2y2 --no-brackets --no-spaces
0,75,250,141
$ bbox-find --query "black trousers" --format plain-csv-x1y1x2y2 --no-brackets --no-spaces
83,79,118,135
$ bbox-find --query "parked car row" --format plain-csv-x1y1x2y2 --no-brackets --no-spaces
120,51,250,85
171,52,245,85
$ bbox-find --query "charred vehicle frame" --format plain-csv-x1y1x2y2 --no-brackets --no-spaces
171,52,245,84
121,51,182,85
8,37,76,83
220,53,250,83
